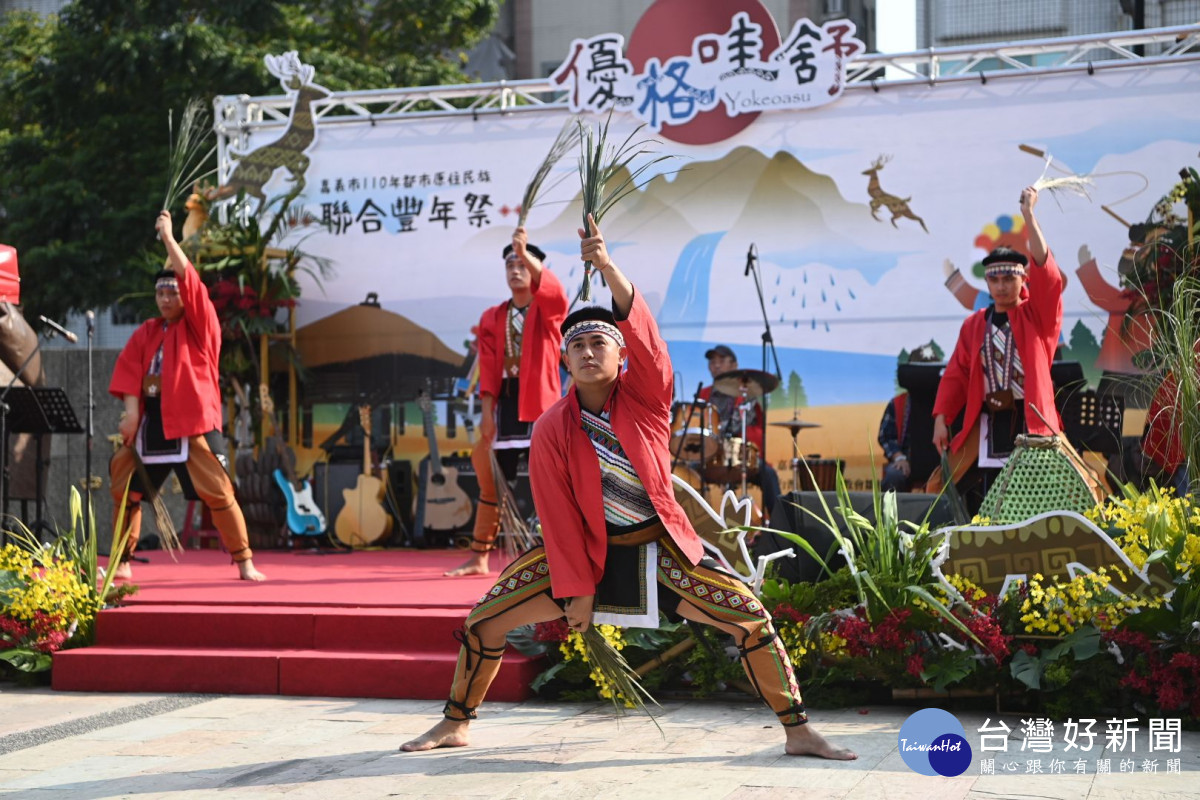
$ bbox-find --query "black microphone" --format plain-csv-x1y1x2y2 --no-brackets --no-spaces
85,309,95,334
39,315,78,344
744,243,757,277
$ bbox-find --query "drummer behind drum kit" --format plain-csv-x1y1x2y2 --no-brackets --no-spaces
670,368,782,519
670,367,835,522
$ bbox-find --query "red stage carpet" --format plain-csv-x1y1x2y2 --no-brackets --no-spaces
51,549,544,700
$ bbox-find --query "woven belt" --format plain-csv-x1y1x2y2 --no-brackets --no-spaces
607,518,666,547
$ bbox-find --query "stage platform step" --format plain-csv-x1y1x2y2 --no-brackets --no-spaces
90,605,472,652
50,550,543,702
51,645,540,701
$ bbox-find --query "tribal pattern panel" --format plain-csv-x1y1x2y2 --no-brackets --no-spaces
475,547,552,610
656,543,764,619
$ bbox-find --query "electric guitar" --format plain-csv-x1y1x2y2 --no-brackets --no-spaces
273,467,326,537
334,406,393,547
254,384,327,538
413,392,473,544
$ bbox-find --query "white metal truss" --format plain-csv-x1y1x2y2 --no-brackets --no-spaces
214,23,1200,175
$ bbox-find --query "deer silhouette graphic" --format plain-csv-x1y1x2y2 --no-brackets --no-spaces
862,155,928,233
215,52,329,212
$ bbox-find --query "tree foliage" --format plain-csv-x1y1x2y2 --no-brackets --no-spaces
0,0,499,320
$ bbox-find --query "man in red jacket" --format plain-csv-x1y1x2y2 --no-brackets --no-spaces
930,186,1062,509
402,215,855,760
108,211,265,582
444,227,568,576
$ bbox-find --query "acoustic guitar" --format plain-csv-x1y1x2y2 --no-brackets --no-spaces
334,406,393,547
412,392,473,545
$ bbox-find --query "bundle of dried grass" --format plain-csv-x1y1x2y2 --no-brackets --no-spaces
580,626,663,732
489,449,539,561
128,455,182,559
162,98,217,213
518,117,580,227
575,114,676,302
1022,145,1094,202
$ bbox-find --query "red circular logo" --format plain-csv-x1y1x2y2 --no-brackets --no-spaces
626,0,781,145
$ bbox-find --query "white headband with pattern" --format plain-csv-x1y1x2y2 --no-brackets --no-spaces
984,261,1027,278
156,276,180,291
561,320,625,350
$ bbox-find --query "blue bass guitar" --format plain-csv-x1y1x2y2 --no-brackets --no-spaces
273,468,327,537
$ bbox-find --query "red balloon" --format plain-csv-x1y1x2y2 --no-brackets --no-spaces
627,0,781,145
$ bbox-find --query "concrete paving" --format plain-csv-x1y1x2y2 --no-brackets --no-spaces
1,687,1198,799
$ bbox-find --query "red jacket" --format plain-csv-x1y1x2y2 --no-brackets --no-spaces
110,259,223,440
476,267,568,422
529,290,706,599
933,250,1064,453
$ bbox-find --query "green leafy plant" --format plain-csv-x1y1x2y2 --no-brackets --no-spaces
1009,627,1102,691
1,487,136,675
773,462,977,644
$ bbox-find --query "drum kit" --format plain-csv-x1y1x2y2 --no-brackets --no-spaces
671,368,827,519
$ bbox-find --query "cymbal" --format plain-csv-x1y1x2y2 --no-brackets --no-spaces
712,368,780,398
770,419,821,432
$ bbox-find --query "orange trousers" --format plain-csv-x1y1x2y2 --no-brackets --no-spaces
442,538,807,727
109,435,252,562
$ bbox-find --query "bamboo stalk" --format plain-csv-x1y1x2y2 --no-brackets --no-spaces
1101,204,1131,227
633,637,696,677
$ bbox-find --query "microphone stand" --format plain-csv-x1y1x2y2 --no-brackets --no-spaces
744,244,783,467
670,383,709,496
84,311,95,541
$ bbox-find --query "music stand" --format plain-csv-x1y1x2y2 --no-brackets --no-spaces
2,387,83,533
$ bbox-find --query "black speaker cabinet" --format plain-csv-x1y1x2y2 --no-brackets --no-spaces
311,462,362,529
387,459,415,541
757,491,957,584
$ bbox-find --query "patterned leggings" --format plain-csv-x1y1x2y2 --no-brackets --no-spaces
442,537,807,726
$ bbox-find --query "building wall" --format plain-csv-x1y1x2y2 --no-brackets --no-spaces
510,0,828,78
0,0,66,12
916,0,1200,49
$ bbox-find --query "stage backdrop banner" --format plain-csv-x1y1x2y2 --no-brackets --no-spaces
223,37,1200,478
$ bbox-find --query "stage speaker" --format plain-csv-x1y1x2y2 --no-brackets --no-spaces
757,491,957,584
387,459,416,543
311,462,362,532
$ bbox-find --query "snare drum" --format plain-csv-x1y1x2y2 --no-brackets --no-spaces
704,438,760,484
670,401,721,464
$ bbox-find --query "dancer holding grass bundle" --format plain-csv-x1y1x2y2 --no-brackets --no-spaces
108,211,265,582
443,226,568,577
402,216,856,760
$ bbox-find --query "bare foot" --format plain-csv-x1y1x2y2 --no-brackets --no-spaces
399,719,470,751
112,562,133,581
784,723,858,760
444,552,490,577
237,560,267,582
